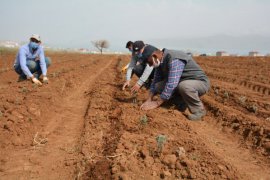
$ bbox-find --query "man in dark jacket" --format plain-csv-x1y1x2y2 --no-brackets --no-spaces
140,49,210,121
122,41,158,93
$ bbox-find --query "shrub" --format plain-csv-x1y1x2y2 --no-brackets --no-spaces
20,87,28,93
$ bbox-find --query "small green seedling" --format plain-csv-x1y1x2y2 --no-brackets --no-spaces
156,134,167,153
32,83,38,89
248,104,258,113
238,96,247,105
20,87,28,93
140,115,148,125
223,91,229,99
132,92,138,104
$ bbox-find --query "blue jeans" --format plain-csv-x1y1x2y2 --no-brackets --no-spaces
14,57,51,77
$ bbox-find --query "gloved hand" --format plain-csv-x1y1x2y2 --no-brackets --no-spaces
43,76,49,84
32,77,42,86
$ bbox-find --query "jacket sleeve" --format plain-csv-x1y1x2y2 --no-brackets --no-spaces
19,48,33,77
38,47,47,76
160,59,185,100
137,64,154,86
126,55,137,81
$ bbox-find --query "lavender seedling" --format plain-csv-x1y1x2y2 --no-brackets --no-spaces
156,135,167,153
140,115,148,126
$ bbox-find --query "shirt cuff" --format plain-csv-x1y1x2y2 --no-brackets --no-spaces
160,94,170,100
137,79,144,86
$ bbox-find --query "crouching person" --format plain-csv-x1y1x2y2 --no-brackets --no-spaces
122,40,158,93
140,49,210,121
14,34,51,85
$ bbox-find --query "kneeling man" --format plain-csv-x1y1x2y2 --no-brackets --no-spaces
141,49,210,121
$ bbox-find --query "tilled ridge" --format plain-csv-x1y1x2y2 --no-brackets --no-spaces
76,57,124,180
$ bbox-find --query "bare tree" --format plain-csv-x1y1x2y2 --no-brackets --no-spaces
92,40,109,54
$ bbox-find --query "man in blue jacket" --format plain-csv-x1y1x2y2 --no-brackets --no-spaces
14,34,51,85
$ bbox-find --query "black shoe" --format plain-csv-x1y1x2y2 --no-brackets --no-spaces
177,103,188,112
171,98,187,112
17,75,27,82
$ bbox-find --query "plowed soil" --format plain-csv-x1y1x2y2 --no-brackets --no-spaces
0,52,269,180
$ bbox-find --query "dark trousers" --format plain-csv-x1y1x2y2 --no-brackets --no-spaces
14,57,51,77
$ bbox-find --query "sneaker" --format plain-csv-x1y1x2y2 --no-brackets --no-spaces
188,109,206,121
17,75,27,82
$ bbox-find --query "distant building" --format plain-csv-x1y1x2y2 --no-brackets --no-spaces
0,41,19,48
199,53,207,57
249,51,262,57
77,48,89,53
216,51,229,56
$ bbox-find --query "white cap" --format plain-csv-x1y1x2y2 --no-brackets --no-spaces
30,34,41,42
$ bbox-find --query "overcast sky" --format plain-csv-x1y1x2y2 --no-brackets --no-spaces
0,0,270,53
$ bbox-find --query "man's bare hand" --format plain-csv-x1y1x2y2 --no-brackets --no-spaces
140,101,159,110
43,76,49,84
131,83,141,93
32,77,42,86
122,80,131,90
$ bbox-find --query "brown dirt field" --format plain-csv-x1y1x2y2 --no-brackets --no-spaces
0,52,269,180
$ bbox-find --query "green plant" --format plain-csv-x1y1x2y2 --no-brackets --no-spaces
238,96,247,105
132,92,138,104
190,153,200,161
223,91,229,99
214,89,219,95
248,104,258,113
20,87,28,93
156,135,167,153
50,72,58,78
140,115,148,125
32,83,38,89
28,117,32,122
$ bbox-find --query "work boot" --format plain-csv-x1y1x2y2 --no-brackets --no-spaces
188,109,206,121
17,74,27,82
